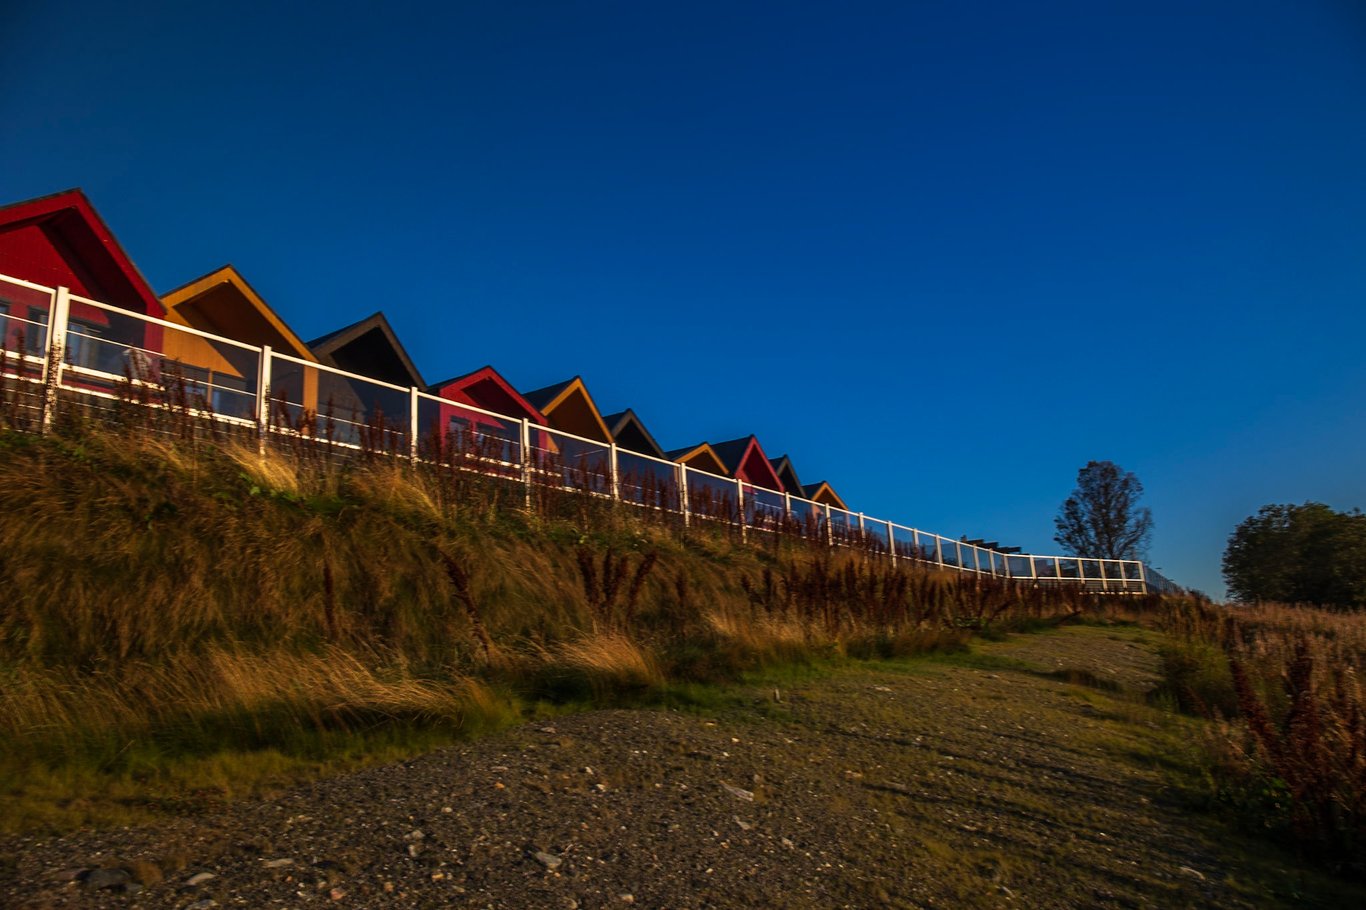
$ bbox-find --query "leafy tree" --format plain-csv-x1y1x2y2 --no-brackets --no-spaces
1053,460,1153,560
1222,503,1366,607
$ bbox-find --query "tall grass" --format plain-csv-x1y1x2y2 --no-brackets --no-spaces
0,418,1126,832
1159,599,1366,875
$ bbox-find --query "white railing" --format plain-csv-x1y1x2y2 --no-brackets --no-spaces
0,273,1183,595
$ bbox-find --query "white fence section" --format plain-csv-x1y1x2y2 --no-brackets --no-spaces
0,273,1183,595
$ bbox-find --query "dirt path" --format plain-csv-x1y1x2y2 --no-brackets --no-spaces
2,625,1355,909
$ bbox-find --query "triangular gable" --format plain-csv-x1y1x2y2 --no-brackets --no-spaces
711,436,786,493
0,188,164,318
604,408,666,459
162,265,316,362
772,455,802,495
308,311,424,389
665,442,730,477
428,365,548,426
803,481,849,511
521,375,612,443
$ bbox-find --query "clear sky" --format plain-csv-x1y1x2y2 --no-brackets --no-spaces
3,1,1364,597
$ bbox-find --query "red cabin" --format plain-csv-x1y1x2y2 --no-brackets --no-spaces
0,189,165,368
708,436,787,492
426,365,551,460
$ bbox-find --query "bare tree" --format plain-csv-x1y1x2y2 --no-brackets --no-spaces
1053,460,1153,560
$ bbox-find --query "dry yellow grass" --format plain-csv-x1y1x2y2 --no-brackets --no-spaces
0,646,503,745
704,609,820,663
223,439,307,498
553,632,664,690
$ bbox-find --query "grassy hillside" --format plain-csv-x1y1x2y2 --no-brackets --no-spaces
0,422,1118,832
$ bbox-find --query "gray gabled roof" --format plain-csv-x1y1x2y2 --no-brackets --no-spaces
307,311,424,388
709,436,755,474
603,408,666,459
521,377,578,411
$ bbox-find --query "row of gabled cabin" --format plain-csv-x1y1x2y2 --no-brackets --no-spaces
0,188,847,510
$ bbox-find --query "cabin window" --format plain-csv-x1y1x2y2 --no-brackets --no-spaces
25,310,48,356
64,319,105,370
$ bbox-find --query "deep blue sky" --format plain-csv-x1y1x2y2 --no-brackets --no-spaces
4,1,1364,596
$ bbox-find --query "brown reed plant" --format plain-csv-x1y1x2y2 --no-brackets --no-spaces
575,547,659,630
438,547,496,664
1161,598,1366,874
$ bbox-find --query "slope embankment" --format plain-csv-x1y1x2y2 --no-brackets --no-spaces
0,424,1093,834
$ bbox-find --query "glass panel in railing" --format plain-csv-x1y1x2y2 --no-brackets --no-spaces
869,520,894,555
1006,554,1032,577
685,467,739,522
1103,560,1126,582
1035,557,1059,578
154,321,261,422
53,306,259,426
1058,558,1079,579
749,487,786,529
788,496,817,537
939,539,961,568
416,395,523,474
826,507,857,543
617,450,679,509
535,427,610,495
890,525,916,560
523,420,556,481
0,278,53,367
271,359,409,453
61,300,161,375
56,304,152,381
414,393,447,461
1079,559,1101,581
947,541,966,569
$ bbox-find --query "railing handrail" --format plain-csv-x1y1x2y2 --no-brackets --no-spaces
266,350,412,393
69,294,268,354
0,274,59,294
1,272,1180,594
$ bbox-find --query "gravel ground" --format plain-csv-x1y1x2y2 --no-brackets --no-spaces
1,625,1352,909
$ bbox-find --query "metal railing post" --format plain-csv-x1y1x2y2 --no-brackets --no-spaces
520,418,532,511
408,387,419,465
825,505,834,546
736,479,747,542
886,520,896,565
41,286,71,434
678,463,691,527
935,535,945,568
609,443,620,501
256,344,272,456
